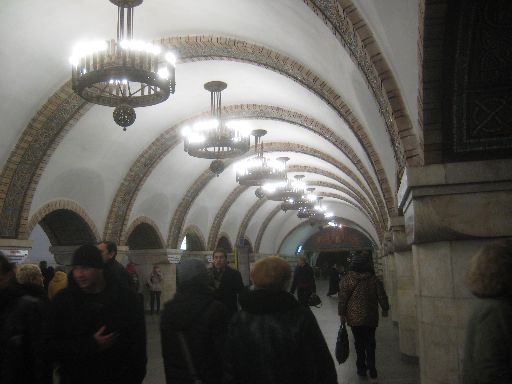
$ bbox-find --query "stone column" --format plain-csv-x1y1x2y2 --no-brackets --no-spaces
49,245,80,269
399,159,512,384
391,216,417,360
129,248,177,312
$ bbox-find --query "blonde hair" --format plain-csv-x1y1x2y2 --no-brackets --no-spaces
16,264,43,286
468,241,512,297
251,256,291,291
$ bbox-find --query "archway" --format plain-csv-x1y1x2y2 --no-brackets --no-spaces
126,223,164,250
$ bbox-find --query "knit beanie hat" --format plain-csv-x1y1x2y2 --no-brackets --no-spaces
177,258,208,285
72,244,104,269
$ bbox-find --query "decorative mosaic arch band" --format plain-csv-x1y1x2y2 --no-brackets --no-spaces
207,185,249,249
161,36,397,215
0,85,91,239
167,142,383,249
216,104,389,220
206,165,382,255
107,105,386,245
26,199,101,242
122,216,165,248
0,35,396,241
307,180,376,226
305,0,422,166
236,198,270,246
291,165,381,227
248,191,378,254
254,205,283,253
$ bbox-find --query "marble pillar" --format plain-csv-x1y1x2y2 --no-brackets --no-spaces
399,159,512,384
391,216,417,359
49,245,80,269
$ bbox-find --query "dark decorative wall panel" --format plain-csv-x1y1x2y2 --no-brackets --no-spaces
444,0,512,160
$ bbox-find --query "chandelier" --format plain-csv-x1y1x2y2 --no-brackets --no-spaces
261,174,307,202
297,196,333,223
69,0,177,130
234,130,286,186
182,81,251,175
282,187,317,212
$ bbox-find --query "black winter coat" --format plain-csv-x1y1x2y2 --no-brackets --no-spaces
160,283,229,384
209,266,244,317
0,283,51,384
42,277,147,384
224,289,337,384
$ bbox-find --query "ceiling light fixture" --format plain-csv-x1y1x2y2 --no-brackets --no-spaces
262,174,307,202
235,131,287,186
182,81,251,175
69,0,177,130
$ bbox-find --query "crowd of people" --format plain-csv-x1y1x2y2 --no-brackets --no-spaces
0,241,510,383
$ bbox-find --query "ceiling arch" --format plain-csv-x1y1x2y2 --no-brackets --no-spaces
166,141,385,249
105,103,389,244
0,33,399,240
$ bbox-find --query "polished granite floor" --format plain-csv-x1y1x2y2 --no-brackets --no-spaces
144,280,420,384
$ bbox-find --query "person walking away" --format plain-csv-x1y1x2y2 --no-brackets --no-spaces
327,264,340,296
208,248,244,318
290,256,316,306
42,244,147,384
462,241,512,384
224,256,337,384
147,264,163,315
161,258,229,384
1,263,52,384
338,253,389,379
48,266,68,300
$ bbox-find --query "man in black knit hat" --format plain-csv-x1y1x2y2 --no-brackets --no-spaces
42,244,146,384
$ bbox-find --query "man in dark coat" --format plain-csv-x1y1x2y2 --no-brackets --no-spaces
208,248,244,317
224,256,337,384
161,258,229,384
290,255,316,306
42,244,147,384
97,240,133,290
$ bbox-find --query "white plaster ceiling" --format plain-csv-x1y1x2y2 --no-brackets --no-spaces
1,0,419,253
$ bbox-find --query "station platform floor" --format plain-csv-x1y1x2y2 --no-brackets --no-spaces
143,279,420,384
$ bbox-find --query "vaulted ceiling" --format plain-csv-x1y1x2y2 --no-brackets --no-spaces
0,0,422,253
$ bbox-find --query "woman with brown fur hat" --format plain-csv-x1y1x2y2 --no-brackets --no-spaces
462,241,512,384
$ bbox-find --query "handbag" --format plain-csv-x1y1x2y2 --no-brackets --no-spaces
335,322,349,364
308,293,322,307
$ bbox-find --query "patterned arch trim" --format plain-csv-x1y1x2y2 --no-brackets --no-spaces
305,0,422,166
207,185,249,249
105,104,388,244
0,35,396,240
26,199,101,242
167,142,381,249
250,192,381,254
207,165,383,255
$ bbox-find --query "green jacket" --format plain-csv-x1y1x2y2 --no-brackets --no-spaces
462,298,512,384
